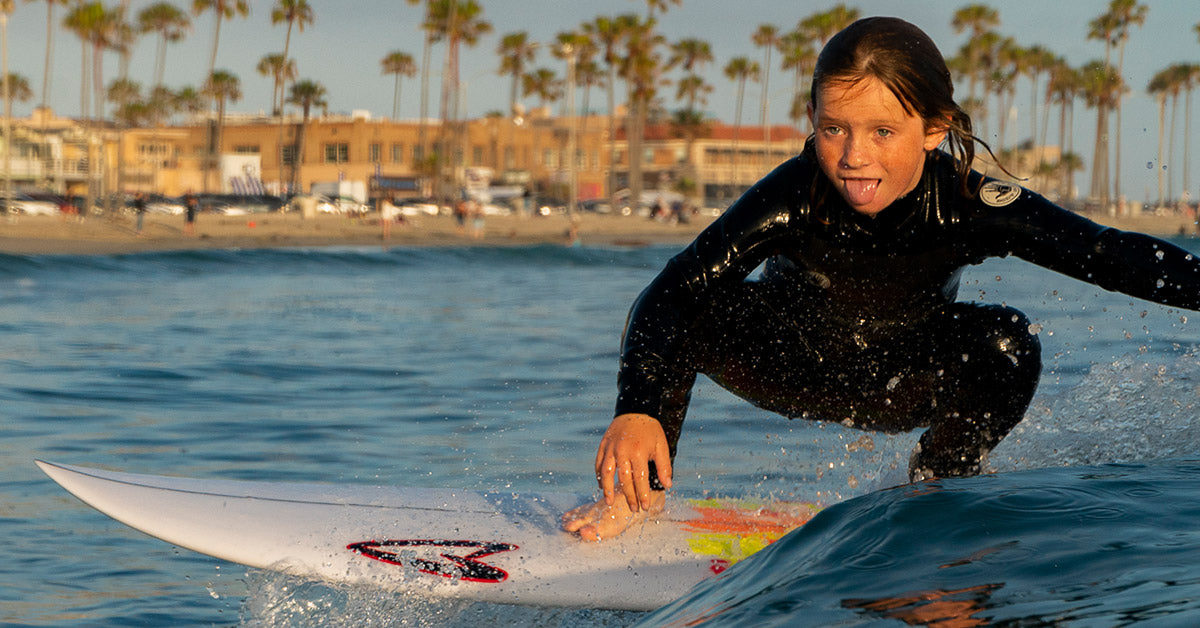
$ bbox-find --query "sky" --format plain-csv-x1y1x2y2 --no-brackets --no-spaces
7,0,1200,203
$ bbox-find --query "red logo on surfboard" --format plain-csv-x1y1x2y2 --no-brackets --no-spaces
347,539,518,583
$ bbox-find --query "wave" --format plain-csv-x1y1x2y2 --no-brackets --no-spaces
638,459,1200,627
0,243,675,281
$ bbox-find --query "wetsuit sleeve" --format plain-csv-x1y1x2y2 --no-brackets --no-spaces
615,158,807,435
975,185,1200,309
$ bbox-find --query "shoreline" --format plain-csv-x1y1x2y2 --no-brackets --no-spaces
0,209,1195,257
0,211,715,256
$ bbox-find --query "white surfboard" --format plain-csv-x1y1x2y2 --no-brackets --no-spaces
37,460,819,611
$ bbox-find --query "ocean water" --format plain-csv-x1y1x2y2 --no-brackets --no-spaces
2,240,1198,627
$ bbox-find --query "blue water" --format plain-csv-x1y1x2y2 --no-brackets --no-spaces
2,241,1198,627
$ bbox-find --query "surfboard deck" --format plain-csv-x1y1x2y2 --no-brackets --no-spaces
36,460,819,611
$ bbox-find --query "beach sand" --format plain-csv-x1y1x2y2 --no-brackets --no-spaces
0,208,1195,256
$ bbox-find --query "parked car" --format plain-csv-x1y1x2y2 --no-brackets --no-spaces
144,194,185,215
394,197,442,216
4,193,60,216
314,195,369,215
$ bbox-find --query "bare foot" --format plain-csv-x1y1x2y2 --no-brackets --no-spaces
561,491,665,542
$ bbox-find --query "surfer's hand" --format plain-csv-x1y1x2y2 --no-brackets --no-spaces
561,488,665,542
594,413,672,512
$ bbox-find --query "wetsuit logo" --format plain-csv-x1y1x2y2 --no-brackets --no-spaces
979,181,1021,207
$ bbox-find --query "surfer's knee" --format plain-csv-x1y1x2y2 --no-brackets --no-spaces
946,303,1042,382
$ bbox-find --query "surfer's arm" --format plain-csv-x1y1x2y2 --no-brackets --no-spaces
615,160,804,460
977,187,1200,310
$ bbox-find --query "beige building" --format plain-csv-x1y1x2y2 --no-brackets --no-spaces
11,107,1064,208
121,108,611,203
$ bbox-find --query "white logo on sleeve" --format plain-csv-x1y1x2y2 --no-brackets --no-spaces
979,181,1021,207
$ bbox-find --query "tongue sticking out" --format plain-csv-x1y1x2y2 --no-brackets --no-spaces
843,178,880,207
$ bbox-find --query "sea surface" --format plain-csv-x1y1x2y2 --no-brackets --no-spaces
2,239,1199,627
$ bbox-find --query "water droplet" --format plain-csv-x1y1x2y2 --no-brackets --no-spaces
1147,161,1154,169
1028,323,1043,334
1156,279,1166,288
1156,250,1165,260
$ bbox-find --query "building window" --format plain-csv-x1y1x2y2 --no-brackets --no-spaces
503,146,515,170
234,144,260,154
324,143,349,164
472,145,484,166
369,143,381,163
391,143,403,163
413,144,424,164
281,145,297,166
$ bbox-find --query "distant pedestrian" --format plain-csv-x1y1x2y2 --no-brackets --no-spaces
133,192,147,235
184,191,198,236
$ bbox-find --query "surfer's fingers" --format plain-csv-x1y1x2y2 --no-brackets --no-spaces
598,452,617,504
652,438,673,490
617,459,642,512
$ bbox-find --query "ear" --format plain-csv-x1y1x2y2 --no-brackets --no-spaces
923,116,951,151
806,100,816,129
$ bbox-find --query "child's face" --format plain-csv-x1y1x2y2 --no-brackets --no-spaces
808,77,946,216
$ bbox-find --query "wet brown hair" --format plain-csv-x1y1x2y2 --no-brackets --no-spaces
809,16,990,194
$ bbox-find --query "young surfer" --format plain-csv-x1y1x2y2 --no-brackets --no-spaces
563,16,1200,541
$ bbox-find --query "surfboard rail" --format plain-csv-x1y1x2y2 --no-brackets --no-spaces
36,460,819,610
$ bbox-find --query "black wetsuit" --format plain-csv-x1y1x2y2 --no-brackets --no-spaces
616,144,1200,483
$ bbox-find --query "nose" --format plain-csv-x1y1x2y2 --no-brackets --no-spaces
839,134,869,169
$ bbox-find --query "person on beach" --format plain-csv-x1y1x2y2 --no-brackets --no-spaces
183,191,198,236
562,16,1200,542
132,192,147,235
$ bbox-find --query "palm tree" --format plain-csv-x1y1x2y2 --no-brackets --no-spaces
107,77,144,126
191,0,250,102
1148,68,1172,207
1080,60,1124,207
498,31,537,119
64,1,120,120
286,78,327,193
800,4,859,47
779,29,815,139
751,24,779,169
522,66,560,177
171,84,205,120
1,0,15,213
668,37,713,80
426,0,492,193
523,67,561,114
619,13,665,210
23,0,70,107
405,0,434,162
137,2,191,93
584,14,632,210
1100,0,1148,203
951,4,1000,107
1164,64,1190,204
381,50,417,120
643,0,679,19
270,0,313,118
1,71,30,103
724,56,760,189
1181,64,1200,199
203,69,240,192
1020,45,1056,172
256,53,294,115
